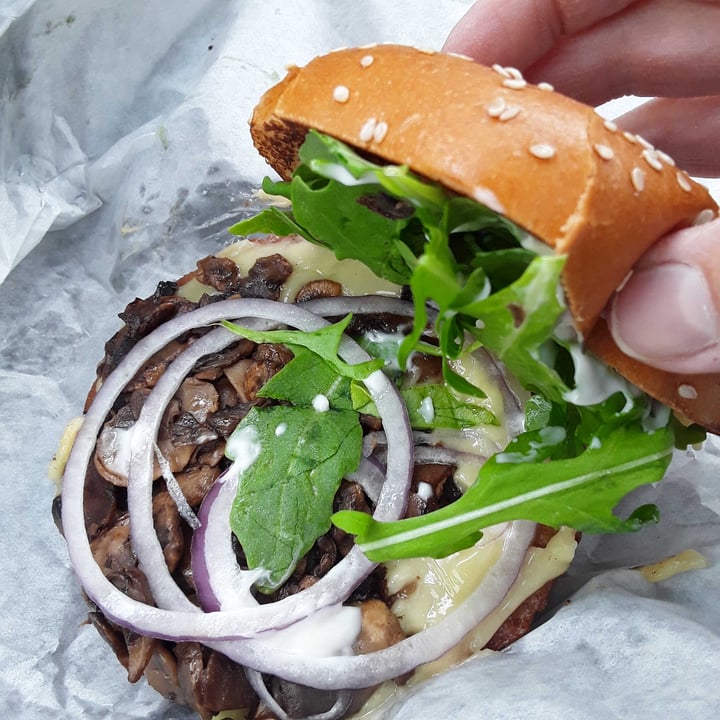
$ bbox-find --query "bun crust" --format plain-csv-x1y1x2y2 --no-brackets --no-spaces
250,45,720,430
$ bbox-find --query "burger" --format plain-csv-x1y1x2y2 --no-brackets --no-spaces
53,45,719,720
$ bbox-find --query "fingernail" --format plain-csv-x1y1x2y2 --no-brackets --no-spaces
609,261,720,373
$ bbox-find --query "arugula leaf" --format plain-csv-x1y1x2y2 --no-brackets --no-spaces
351,382,496,430
230,406,362,591
332,424,672,561
221,314,383,381
228,130,690,566
231,131,568,402
258,346,355,410
460,255,569,401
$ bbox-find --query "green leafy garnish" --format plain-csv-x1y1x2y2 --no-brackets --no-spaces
221,314,383,381
258,346,355,410
230,130,560,399
225,129,693,567
351,382,496,430
230,405,362,591
332,423,672,561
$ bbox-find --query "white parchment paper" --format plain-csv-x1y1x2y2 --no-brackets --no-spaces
1,1,719,718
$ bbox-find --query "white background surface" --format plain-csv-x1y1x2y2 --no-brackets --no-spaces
1,1,719,718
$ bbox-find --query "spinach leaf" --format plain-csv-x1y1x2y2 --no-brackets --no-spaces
230,405,362,591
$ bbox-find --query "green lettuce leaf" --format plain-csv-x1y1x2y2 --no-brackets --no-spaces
351,381,496,430
332,423,672,561
230,405,362,591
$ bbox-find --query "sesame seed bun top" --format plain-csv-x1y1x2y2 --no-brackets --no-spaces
249,44,720,431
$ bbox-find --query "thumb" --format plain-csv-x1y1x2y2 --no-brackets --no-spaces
608,216,720,374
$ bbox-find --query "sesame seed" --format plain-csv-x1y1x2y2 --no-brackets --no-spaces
631,167,646,192
505,66,524,79
537,81,554,92
676,172,692,192
529,143,556,159
492,64,512,78
593,143,615,161
373,121,388,143
656,149,676,167
678,384,698,400
636,135,655,151
359,117,377,143
603,120,618,132
503,78,527,90
360,54,374,68
694,208,716,225
333,85,350,103
486,97,507,118
642,149,663,171
499,105,521,121
623,131,638,144
447,51,473,61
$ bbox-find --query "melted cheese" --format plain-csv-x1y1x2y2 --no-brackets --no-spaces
48,416,84,490
178,237,400,302
639,549,707,583
385,534,505,634
351,527,578,718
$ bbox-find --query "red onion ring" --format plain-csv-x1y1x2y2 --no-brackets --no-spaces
61,295,536,692
209,521,535,689
244,668,353,720
62,299,413,640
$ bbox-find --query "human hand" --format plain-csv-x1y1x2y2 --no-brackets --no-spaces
444,0,720,373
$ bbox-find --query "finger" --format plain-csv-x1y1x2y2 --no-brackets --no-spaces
614,97,720,178
442,0,639,69
519,1,720,105
609,218,720,374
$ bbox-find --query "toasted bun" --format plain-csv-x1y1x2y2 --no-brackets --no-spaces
250,45,720,431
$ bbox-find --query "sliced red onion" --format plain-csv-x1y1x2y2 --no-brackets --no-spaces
477,351,526,438
413,444,486,466
344,455,385,503
190,459,270,613
61,294,538,693
302,295,436,327
153,443,200,530
208,520,535,689
62,298,413,640
244,668,353,720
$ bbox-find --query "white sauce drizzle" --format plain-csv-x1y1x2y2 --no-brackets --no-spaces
224,426,262,479
312,394,331,412
419,396,435,424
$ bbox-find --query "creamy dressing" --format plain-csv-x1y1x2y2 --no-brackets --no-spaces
96,424,135,481
418,396,435,424
564,343,636,407
312,393,330,412
224,425,262,476
362,329,405,372
554,311,637,408
178,237,400,303
252,603,362,658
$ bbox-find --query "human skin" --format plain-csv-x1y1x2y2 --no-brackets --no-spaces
444,0,720,373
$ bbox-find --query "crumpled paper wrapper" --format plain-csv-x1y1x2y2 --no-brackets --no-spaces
1,1,719,718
